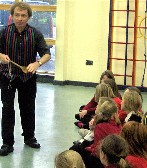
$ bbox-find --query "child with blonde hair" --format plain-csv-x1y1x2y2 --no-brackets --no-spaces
70,97,121,168
74,70,121,128
121,90,142,123
118,87,143,125
55,150,85,168
74,97,120,145
103,78,122,99
75,83,121,129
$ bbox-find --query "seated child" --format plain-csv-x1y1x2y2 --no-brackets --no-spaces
75,83,121,129
103,78,122,99
70,97,121,168
120,121,147,168
74,97,120,145
55,150,85,168
119,86,143,125
74,69,117,128
120,90,143,124
99,134,130,168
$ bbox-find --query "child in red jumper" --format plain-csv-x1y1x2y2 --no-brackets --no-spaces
120,90,143,124
118,86,143,125
73,97,119,145
75,83,122,128
74,69,118,128
70,97,121,168
120,121,147,168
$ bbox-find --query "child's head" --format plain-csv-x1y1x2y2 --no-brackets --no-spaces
120,121,147,159
100,70,115,83
100,134,129,167
124,87,143,102
95,97,113,115
94,97,119,124
95,83,115,103
55,150,85,168
95,97,114,114
121,90,142,114
103,78,119,97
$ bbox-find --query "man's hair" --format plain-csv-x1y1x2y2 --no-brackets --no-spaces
10,2,32,18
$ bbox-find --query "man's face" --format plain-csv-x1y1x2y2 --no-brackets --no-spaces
12,7,30,30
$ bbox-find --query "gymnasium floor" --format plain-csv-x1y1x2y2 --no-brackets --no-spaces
0,83,146,168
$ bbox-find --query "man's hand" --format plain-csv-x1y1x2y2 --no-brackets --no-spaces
0,53,10,64
26,62,40,74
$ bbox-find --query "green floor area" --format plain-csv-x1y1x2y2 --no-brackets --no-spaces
0,83,146,168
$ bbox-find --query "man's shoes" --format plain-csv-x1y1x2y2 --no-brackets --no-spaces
24,137,40,148
0,144,14,156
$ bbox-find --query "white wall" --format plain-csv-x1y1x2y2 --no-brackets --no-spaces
55,0,147,87
55,0,109,84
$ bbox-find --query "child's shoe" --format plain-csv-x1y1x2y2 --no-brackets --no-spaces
74,121,84,128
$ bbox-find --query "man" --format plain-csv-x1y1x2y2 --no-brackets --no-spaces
0,2,51,156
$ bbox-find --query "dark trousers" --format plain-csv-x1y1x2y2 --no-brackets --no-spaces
1,75,37,146
70,141,104,168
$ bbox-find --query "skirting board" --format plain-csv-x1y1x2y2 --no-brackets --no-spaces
36,75,147,91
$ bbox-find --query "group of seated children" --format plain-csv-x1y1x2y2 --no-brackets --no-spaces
74,70,122,129
55,70,147,168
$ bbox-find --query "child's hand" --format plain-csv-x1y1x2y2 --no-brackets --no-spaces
89,118,94,126
79,110,87,118
0,53,10,64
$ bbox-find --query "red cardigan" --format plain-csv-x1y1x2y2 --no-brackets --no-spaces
82,96,97,114
83,96,122,114
118,109,143,125
126,155,147,168
113,97,122,110
89,120,121,156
